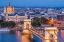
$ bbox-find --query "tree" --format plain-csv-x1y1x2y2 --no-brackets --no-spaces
0,20,3,23
8,21,16,28
31,17,41,27
0,20,4,27
40,17,48,24
1,22,8,28
0,22,4,28
31,17,49,27
0,21,16,28
31,21,37,27
0,21,9,28
38,22,41,27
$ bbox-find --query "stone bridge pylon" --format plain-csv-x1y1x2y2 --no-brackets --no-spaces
22,19,32,34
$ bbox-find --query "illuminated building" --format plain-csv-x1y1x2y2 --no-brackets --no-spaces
3,2,28,22
57,14,64,21
6,13,28,22
4,2,14,14
48,16,54,24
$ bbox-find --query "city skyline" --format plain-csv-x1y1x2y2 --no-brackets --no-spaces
0,0,64,7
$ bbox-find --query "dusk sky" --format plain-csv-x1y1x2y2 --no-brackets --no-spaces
0,0,64,7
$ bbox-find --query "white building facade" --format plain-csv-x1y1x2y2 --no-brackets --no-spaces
5,13,28,22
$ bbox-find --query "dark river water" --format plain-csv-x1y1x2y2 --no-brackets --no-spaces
0,30,64,42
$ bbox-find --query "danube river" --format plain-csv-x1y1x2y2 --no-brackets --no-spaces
0,30,64,42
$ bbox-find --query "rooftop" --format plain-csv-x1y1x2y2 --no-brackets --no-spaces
8,13,25,16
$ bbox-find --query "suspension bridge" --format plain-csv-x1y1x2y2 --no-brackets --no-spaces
10,19,64,42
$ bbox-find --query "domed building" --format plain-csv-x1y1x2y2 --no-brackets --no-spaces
3,2,28,22
4,2,14,14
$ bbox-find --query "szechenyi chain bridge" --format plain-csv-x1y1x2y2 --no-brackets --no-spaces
11,19,64,42
0,19,64,42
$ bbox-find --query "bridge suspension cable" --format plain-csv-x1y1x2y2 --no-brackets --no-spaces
26,27,45,41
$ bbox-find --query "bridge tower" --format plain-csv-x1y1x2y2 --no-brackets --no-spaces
21,19,33,42
44,27,58,42
24,19,31,29
22,19,31,33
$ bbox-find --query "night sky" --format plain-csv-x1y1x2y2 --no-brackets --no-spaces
0,0,64,7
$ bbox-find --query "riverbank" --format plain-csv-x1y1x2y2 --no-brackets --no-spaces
0,28,10,31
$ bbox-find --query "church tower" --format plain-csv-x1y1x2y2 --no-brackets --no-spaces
4,7,7,14
12,7,14,13
4,2,14,14
8,2,10,7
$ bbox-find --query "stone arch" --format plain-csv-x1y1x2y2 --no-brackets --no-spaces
45,27,58,42
24,19,31,29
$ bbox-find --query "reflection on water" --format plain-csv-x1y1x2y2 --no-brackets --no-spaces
0,30,64,42
16,31,32,42
0,31,33,42
16,31,21,42
61,30,64,41
0,31,19,42
22,34,31,42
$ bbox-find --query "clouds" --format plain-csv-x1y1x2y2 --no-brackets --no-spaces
0,0,64,7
